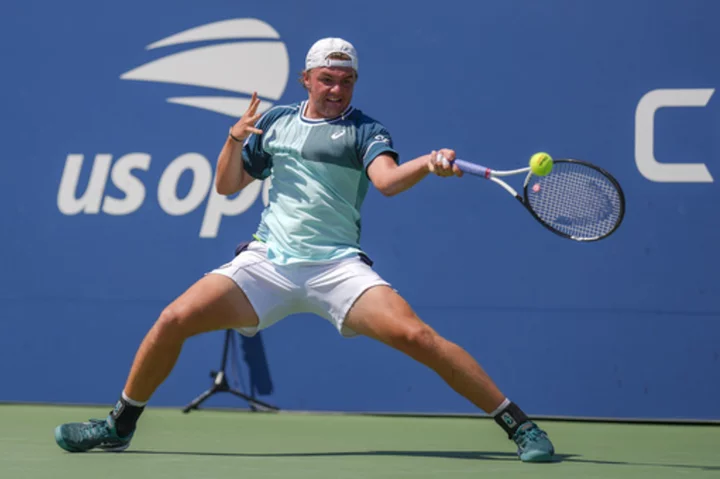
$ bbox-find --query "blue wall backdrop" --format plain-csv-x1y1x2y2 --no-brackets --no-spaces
2,0,718,420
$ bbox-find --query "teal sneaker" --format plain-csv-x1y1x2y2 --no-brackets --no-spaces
54,416,133,452
512,422,555,462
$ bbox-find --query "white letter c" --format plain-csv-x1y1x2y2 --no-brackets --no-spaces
635,88,714,183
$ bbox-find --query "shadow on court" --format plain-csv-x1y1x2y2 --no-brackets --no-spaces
123,450,527,461
120,450,720,471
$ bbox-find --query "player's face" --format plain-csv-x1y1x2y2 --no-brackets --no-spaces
304,67,356,118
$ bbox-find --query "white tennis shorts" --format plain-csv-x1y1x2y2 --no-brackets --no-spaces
209,241,390,337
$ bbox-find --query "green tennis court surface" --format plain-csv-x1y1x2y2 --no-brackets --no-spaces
3,405,718,478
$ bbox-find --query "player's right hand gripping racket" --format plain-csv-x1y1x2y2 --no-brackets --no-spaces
452,157,626,242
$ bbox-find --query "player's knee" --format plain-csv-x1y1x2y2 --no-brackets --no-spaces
394,324,439,358
155,304,193,340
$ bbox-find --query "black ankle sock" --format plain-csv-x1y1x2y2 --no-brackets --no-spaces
110,397,145,437
493,402,530,439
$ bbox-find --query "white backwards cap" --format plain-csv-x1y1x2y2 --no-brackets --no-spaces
305,37,358,72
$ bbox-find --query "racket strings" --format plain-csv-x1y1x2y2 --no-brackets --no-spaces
526,162,623,240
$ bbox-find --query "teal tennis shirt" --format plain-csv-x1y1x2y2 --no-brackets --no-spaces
242,101,399,265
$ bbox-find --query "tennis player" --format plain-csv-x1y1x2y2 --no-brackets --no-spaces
55,37,555,462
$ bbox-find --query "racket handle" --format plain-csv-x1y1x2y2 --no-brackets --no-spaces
452,159,490,178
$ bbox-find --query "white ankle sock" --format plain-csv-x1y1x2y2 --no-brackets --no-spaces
122,391,148,408
490,398,511,417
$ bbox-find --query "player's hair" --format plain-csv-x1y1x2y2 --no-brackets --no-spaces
299,52,358,90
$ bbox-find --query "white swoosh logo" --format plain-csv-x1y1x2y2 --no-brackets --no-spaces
331,131,346,140
146,18,280,49
120,19,289,118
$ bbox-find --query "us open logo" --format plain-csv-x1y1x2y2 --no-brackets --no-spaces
57,19,288,237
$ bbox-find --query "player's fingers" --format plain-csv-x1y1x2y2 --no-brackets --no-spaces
453,164,463,177
248,92,260,114
440,155,451,170
433,164,447,176
430,150,453,177
247,127,263,135
441,148,456,162
436,152,452,175
239,113,261,128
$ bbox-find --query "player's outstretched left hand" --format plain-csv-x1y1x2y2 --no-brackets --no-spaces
428,149,463,177
229,92,264,142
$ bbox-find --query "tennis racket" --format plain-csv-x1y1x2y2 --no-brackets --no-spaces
451,157,625,242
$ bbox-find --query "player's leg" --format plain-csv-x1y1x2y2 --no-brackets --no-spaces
54,274,260,453
123,274,258,403
344,285,504,411
343,285,555,462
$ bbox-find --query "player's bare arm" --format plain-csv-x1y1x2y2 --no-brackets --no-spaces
215,92,265,195
367,148,463,196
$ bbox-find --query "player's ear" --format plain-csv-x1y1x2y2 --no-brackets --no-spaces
302,70,311,90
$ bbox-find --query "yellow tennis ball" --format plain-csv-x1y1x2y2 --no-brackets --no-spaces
529,152,553,176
